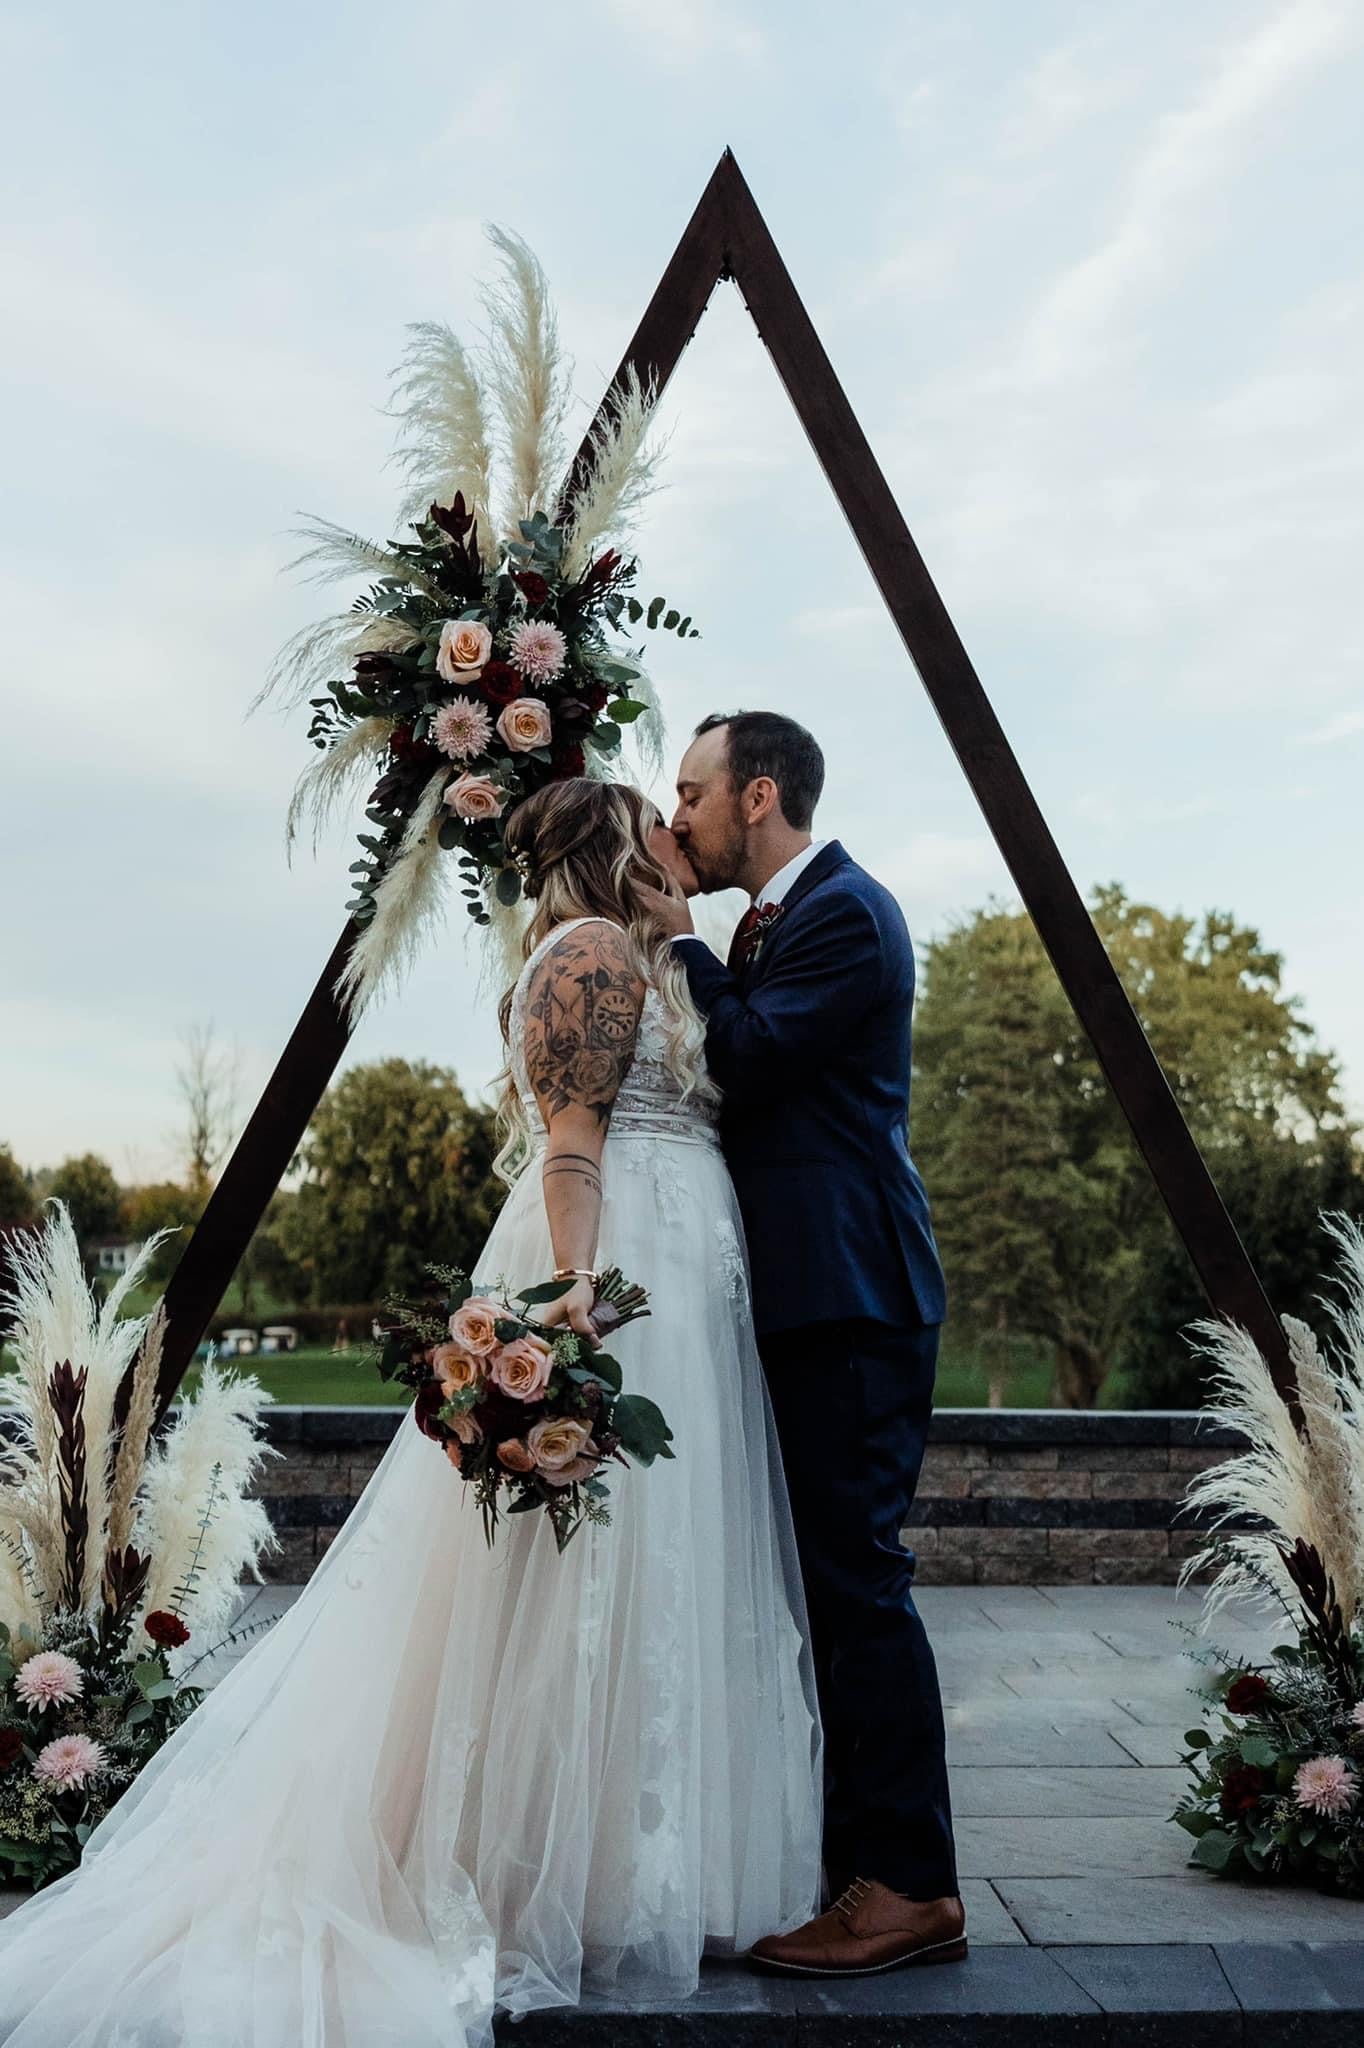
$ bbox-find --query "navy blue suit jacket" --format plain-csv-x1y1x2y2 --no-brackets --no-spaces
673,841,947,1340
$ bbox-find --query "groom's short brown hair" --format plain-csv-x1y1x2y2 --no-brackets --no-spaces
694,711,825,830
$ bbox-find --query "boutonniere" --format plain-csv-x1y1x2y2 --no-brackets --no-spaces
738,899,786,969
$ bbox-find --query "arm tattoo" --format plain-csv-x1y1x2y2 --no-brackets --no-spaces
525,925,645,1130
543,1162,603,1195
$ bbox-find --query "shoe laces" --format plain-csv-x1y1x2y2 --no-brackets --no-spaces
832,1876,872,1922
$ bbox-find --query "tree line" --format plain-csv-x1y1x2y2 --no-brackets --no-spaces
4,883,1359,1407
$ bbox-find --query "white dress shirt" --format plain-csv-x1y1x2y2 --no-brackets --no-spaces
753,837,829,909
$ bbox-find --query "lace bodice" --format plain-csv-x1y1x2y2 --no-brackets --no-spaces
509,917,720,1146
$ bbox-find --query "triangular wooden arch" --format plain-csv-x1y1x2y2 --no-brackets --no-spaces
143,148,1293,1433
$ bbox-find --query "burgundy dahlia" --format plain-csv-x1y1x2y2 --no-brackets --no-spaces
513,571,551,607
144,1610,191,1649
550,742,586,780
478,660,523,708
1226,1672,1271,1715
0,1726,24,1771
1219,1762,1266,1816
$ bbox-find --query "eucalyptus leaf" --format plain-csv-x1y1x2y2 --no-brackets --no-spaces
495,867,522,907
1193,1829,1236,1873
518,1279,576,1306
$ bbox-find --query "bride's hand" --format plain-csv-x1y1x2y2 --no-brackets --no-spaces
538,1277,602,1348
636,877,694,938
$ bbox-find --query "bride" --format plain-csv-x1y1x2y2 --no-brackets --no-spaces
0,777,823,2048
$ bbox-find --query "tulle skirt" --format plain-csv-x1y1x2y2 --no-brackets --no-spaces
0,1129,823,2046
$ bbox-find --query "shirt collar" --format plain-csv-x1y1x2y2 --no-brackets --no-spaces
754,838,830,909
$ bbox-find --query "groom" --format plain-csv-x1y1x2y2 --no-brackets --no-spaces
645,710,964,1976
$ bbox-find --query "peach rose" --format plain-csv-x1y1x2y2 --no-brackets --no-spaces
448,1298,501,1355
444,774,506,822
436,619,493,682
496,1438,537,1473
490,1335,553,1403
545,1442,603,1489
443,1439,464,1471
496,697,554,753
527,1415,591,1474
446,1410,483,1446
431,1342,481,1395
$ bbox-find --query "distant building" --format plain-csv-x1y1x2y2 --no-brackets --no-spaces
90,1237,141,1275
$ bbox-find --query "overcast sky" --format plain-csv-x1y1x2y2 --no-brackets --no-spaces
3,0,1363,1186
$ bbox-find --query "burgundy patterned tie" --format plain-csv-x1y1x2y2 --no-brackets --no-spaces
727,901,784,973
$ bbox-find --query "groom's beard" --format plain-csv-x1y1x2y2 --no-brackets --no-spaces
687,821,747,894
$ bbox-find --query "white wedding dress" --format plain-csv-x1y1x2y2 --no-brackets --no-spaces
0,916,823,2047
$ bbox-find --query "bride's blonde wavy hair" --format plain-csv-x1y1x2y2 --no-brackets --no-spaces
492,779,719,1184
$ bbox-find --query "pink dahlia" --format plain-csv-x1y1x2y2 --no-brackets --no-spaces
508,620,567,683
33,1732,106,1790
13,1650,84,1710
1294,1754,1358,1818
1351,1701,1364,1732
432,697,493,762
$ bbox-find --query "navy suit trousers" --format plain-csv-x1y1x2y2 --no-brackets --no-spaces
759,1317,958,1901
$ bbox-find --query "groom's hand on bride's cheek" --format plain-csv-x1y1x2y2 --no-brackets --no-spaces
637,882,695,937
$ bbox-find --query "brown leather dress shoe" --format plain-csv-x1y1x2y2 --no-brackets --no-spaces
748,1877,967,1977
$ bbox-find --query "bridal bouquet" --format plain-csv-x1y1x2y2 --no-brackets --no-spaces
371,1263,672,1552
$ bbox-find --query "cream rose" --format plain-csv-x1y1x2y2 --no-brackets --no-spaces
490,1334,553,1403
528,1415,592,1474
436,620,493,682
431,1341,481,1395
448,1297,501,1355
443,774,506,822
496,697,554,753
496,1437,537,1473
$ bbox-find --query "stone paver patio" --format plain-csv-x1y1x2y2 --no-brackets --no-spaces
6,1581,1363,2039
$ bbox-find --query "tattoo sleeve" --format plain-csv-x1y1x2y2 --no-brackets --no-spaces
524,924,646,1132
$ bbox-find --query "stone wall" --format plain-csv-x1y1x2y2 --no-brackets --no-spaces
225,1406,1245,1587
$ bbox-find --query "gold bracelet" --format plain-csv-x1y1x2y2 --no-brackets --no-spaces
552,1266,598,1284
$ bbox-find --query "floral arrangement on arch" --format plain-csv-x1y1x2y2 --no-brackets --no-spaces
251,226,698,1021
0,1203,282,1889
1172,1213,1364,1893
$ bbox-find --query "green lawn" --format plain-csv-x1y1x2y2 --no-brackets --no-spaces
2,1334,1143,1409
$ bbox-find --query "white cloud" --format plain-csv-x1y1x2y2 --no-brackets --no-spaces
876,831,1013,935
1015,1,1357,387
596,0,764,65
1298,706,1364,747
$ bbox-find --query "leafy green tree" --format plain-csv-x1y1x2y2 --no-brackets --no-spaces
0,1145,36,1226
277,1058,502,1305
122,1181,205,1288
913,887,1357,1407
232,1187,306,1317
48,1153,124,1250
1123,1127,1364,1405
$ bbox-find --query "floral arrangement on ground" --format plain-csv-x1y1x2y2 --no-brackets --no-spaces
1173,1212,1364,1893
371,1261,671,1551
0,1203,282,1889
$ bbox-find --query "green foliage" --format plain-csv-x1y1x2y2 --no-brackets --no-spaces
119,1180,203,1288
47,1153,124,1250
276,1058,502,1304
912,886,1361,1407
1173,1626,1364,1896
0,1143,36,1227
